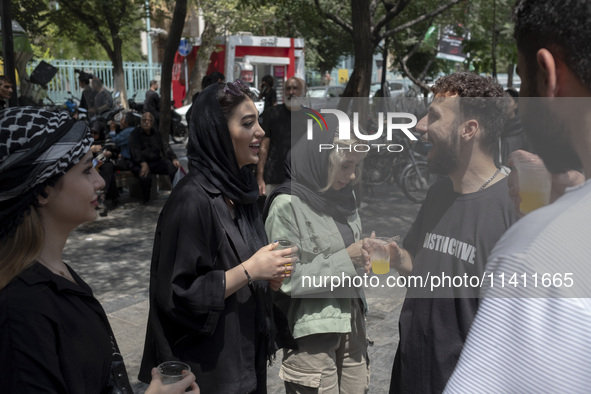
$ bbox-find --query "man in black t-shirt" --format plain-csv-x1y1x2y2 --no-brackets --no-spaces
378,73,519,393
257,76,307,196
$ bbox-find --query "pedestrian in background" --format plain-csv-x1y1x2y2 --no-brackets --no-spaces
0,106,199,394
129,111,180,204
144,80,161,127
257,76,308,196
0,76,14,109
258,74,277,115
90,77,113,116
77,70,96,112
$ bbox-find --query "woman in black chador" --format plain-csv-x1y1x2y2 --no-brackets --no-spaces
140,80,296,393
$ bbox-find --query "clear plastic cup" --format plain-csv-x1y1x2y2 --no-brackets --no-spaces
157,361,190,385
275,239,298,274
367,236,399,275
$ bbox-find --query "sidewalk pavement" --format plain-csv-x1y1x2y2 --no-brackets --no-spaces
65,145,420,392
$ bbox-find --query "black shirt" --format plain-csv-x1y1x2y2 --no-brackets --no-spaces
390,177,518,394
144,90,160,117
259,87,277,114
0,263,116,393
129,126,177,164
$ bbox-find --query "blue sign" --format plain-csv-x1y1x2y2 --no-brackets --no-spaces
178,39,191,56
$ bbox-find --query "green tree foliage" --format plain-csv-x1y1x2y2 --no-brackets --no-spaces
461,0,517,78
237,0,353,75
11,0,144,61
271,0,464,99
386,1,466,93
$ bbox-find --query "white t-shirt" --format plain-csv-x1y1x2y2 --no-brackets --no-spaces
444,179,591,393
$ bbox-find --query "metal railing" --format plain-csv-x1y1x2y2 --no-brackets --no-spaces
25,59,161,105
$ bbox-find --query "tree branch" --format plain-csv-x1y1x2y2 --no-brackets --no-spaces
313,0,353,36
372,0,413,42
54,3,115,59
370,0,379,21
383,0,463,38
395,20,436,94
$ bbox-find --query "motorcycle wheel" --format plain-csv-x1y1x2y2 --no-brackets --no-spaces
400,161,438,204
171,122,188,143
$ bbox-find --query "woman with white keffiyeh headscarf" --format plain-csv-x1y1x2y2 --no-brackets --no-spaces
0,107,199,393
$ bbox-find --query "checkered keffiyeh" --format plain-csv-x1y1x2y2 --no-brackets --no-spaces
0,107,93,239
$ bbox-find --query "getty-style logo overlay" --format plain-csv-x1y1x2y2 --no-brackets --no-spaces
304,108,418,152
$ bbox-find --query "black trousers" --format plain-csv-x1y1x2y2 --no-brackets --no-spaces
99,161,120,202
131,159,177,202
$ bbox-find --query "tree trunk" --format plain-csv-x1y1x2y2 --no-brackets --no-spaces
186,20,217,104
491,0,498,79
159,0,187,140
112,37,128,110
338,0,373,118
342,0,372,98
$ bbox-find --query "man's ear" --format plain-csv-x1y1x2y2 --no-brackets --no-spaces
461,119,479,142
536,49,558,97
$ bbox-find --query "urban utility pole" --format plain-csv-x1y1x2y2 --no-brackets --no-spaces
0,0,18,106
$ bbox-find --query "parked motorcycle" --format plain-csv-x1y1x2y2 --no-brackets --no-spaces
170,107,188,144
127,91,144,113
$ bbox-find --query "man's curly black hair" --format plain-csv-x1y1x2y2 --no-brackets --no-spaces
514,0,591,92
431,72,509,156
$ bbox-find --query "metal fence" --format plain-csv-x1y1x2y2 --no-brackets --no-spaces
26,59,161,105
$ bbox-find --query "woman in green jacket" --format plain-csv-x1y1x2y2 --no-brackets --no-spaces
264,129,371,394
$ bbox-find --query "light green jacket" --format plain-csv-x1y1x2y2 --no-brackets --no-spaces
265,194,366,339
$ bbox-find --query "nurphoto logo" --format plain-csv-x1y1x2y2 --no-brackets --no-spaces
304,108,418,152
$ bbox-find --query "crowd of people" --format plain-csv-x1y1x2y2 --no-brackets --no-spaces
1,0,591,392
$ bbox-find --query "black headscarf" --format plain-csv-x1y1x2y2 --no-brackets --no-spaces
187,82,267,253
187,81,275,362
263,127,357,222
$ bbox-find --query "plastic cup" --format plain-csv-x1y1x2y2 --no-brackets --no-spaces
275,239,297,274
369,237,392,275
157,361,190,385
514,158,551,214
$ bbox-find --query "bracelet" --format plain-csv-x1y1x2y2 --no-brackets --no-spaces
241,264,253,287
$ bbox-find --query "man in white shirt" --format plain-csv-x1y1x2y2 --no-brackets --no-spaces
444,1,591,392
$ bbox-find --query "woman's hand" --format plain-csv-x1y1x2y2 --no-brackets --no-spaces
145,367,200,394
350,232,375,274
347,239,370,273
361,235,411,275
268,278,285,291
91,145,102,153
243,242,299,280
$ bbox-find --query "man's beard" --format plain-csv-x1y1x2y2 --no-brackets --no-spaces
285,96,298,109
427,124,459,175
520,98,582,174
